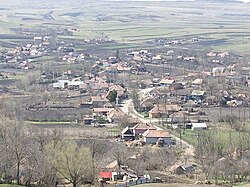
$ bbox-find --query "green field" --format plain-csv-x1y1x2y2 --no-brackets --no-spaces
0,185,25,187
135,183,250,187
1,1,250,53
234,184,250,187
177,122,250,149
136,183,219,187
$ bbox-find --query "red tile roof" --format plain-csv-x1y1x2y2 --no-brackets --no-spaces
142,129,171,138
99,171,112,179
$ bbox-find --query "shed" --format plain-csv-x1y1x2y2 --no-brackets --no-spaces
99,171,118,181
186,123,207,131
121,126,135,141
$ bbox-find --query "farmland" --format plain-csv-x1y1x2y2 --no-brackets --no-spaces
1,1,250,53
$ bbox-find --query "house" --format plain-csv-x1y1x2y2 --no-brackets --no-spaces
138,98,154,112
108,84,126,98
190,90,205,101
88,77,109,91
106,160,118,170
121,126,135,141
142,129,172,145
68,77,84,89
83,117,93,125
191,78,203,87
116,65,131,73
127,118,141,127
90,82,109,91
90,96,110,108
53,80,69,89
140,79,154,88
79,83,88,92
185,123,207,131
107,108,122,123
93,108,111,118
159,78,175,87
132,123,156,136
149,104,181,118
169,111,186,123
170,164,196,175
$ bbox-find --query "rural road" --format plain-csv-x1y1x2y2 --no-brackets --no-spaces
120,87,196,165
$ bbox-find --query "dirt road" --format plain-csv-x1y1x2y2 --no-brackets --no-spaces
120,88,196,166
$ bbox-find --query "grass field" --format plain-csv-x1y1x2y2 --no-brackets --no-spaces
177,121,250,149
135,183,219,187
136,183,250,187
1,1,250,53
234,183,250,187
0,185,25,187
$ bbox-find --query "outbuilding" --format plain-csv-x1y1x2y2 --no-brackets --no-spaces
186,123,207,131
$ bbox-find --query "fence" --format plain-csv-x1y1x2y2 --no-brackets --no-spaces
115,178,162,187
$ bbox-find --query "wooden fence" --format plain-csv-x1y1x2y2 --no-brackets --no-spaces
115,178,162,187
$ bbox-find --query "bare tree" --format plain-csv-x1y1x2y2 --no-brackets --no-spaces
48,141,92,187
0,120,28,185
114,149,125,178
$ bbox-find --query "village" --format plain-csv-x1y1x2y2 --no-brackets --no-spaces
0,24,250,187
1,0,250,183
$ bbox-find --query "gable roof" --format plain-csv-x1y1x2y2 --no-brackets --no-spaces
132,123,156,130
160,79,175,85
107,108,122,119
109,84,125,96
149,104,181,114
192,78,203,85
106,160,118,169
122,126,134,135
142,129,171,138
